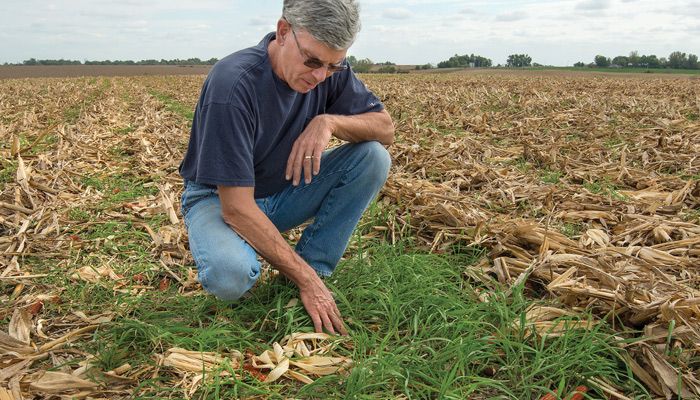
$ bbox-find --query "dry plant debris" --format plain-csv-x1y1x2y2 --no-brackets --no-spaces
0,71,699,398
250,332,352,384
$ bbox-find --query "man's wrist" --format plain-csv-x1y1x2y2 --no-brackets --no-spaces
282,257,322,290
320,113,338,133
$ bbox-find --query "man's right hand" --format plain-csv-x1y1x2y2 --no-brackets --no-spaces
218,185,347,336
297,275,347,335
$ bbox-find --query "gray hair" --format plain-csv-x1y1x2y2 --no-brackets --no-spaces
282,0,361,50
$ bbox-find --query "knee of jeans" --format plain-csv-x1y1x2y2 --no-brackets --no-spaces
199,254,260,301
360,141,391,184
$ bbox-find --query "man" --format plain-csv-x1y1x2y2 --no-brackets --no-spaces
179,0,394,336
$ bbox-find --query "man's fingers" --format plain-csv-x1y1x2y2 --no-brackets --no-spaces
285,142,299,181
330,301,347,335
312,151,321,175
303,155,312,184
310,312,323,334
320,312,335,335
292,151,304,186
329,310,347,335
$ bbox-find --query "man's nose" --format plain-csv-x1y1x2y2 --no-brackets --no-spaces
311,67,327,83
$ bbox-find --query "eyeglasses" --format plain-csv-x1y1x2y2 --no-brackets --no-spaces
289,27,348,74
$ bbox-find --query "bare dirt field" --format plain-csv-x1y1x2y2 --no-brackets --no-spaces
0,65,212,79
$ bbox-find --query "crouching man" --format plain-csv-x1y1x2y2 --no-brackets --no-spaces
179,0,394,335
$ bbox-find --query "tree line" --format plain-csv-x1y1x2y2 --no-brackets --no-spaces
578,51,699,69
4,58,219,66
6,50,698,71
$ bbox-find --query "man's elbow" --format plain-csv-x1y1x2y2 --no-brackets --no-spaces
221,208,242,228
380,111,395,146
218,186,256,227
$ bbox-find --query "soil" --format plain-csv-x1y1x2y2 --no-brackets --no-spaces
0,65,212,79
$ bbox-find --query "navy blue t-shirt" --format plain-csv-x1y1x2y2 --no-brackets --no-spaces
179,32,385,198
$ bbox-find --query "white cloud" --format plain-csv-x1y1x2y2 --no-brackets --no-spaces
575,0,611,10
382,8,413,20
249,16,272,26
0,0,698,66
494,10,528,21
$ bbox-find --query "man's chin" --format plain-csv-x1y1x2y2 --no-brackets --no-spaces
294,79,316,93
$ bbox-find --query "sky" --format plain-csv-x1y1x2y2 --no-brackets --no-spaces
1,0,698,66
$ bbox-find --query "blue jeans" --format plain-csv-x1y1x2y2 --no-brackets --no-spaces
180,141,391,301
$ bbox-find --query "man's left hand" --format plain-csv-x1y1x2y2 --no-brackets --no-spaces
285,115,334,186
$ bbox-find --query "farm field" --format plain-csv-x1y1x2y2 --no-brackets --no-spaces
1,71,699,399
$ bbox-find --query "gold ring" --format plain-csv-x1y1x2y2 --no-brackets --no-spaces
304,155,313,160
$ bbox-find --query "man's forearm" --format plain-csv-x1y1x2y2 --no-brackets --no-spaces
218,187,317,289
323,109,394,145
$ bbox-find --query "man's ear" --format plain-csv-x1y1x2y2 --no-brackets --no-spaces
276,18,290,45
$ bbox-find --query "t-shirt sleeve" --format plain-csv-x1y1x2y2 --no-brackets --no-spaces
325,69,384,116
190,103,256,187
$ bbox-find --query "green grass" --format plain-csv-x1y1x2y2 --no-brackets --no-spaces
47,245,648,399
79,173,160,206
583,179,628,201
0,159,17,191
114,125,136,135
148,90,195,121
560,222,584,239
63,78,112,123
603,137,626,150
540,169,563,184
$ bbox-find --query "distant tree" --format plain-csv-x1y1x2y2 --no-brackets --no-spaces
611,56,628,66
346,55,358,66
668,51,687,69
352,57,373,73
379,61,395,65
415,63,433,70
437,53,491,68
594,55,610,67
659,57,668,67
639,54,659,68
506,54,532,67
628,50,640,67
573,61,585,67
685,54,699,69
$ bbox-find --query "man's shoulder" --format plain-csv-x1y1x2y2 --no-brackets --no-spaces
204,34,273,104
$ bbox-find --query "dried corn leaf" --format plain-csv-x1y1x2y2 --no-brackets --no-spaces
0,359,32,382
580,229,610,248
643,347,698,398
0,332,34,356
264,358,289,383
163,347,241,373
8,309,31,344
159,185,179,225
251,332,351,384
0,387,18,400
72,265,121,283
29,371,98,394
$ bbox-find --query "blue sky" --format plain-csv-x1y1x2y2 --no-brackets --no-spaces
1,0,698,66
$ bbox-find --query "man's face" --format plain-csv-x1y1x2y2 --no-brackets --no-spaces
280,24,348,93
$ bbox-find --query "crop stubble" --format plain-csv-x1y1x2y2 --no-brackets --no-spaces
0,71,699,398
